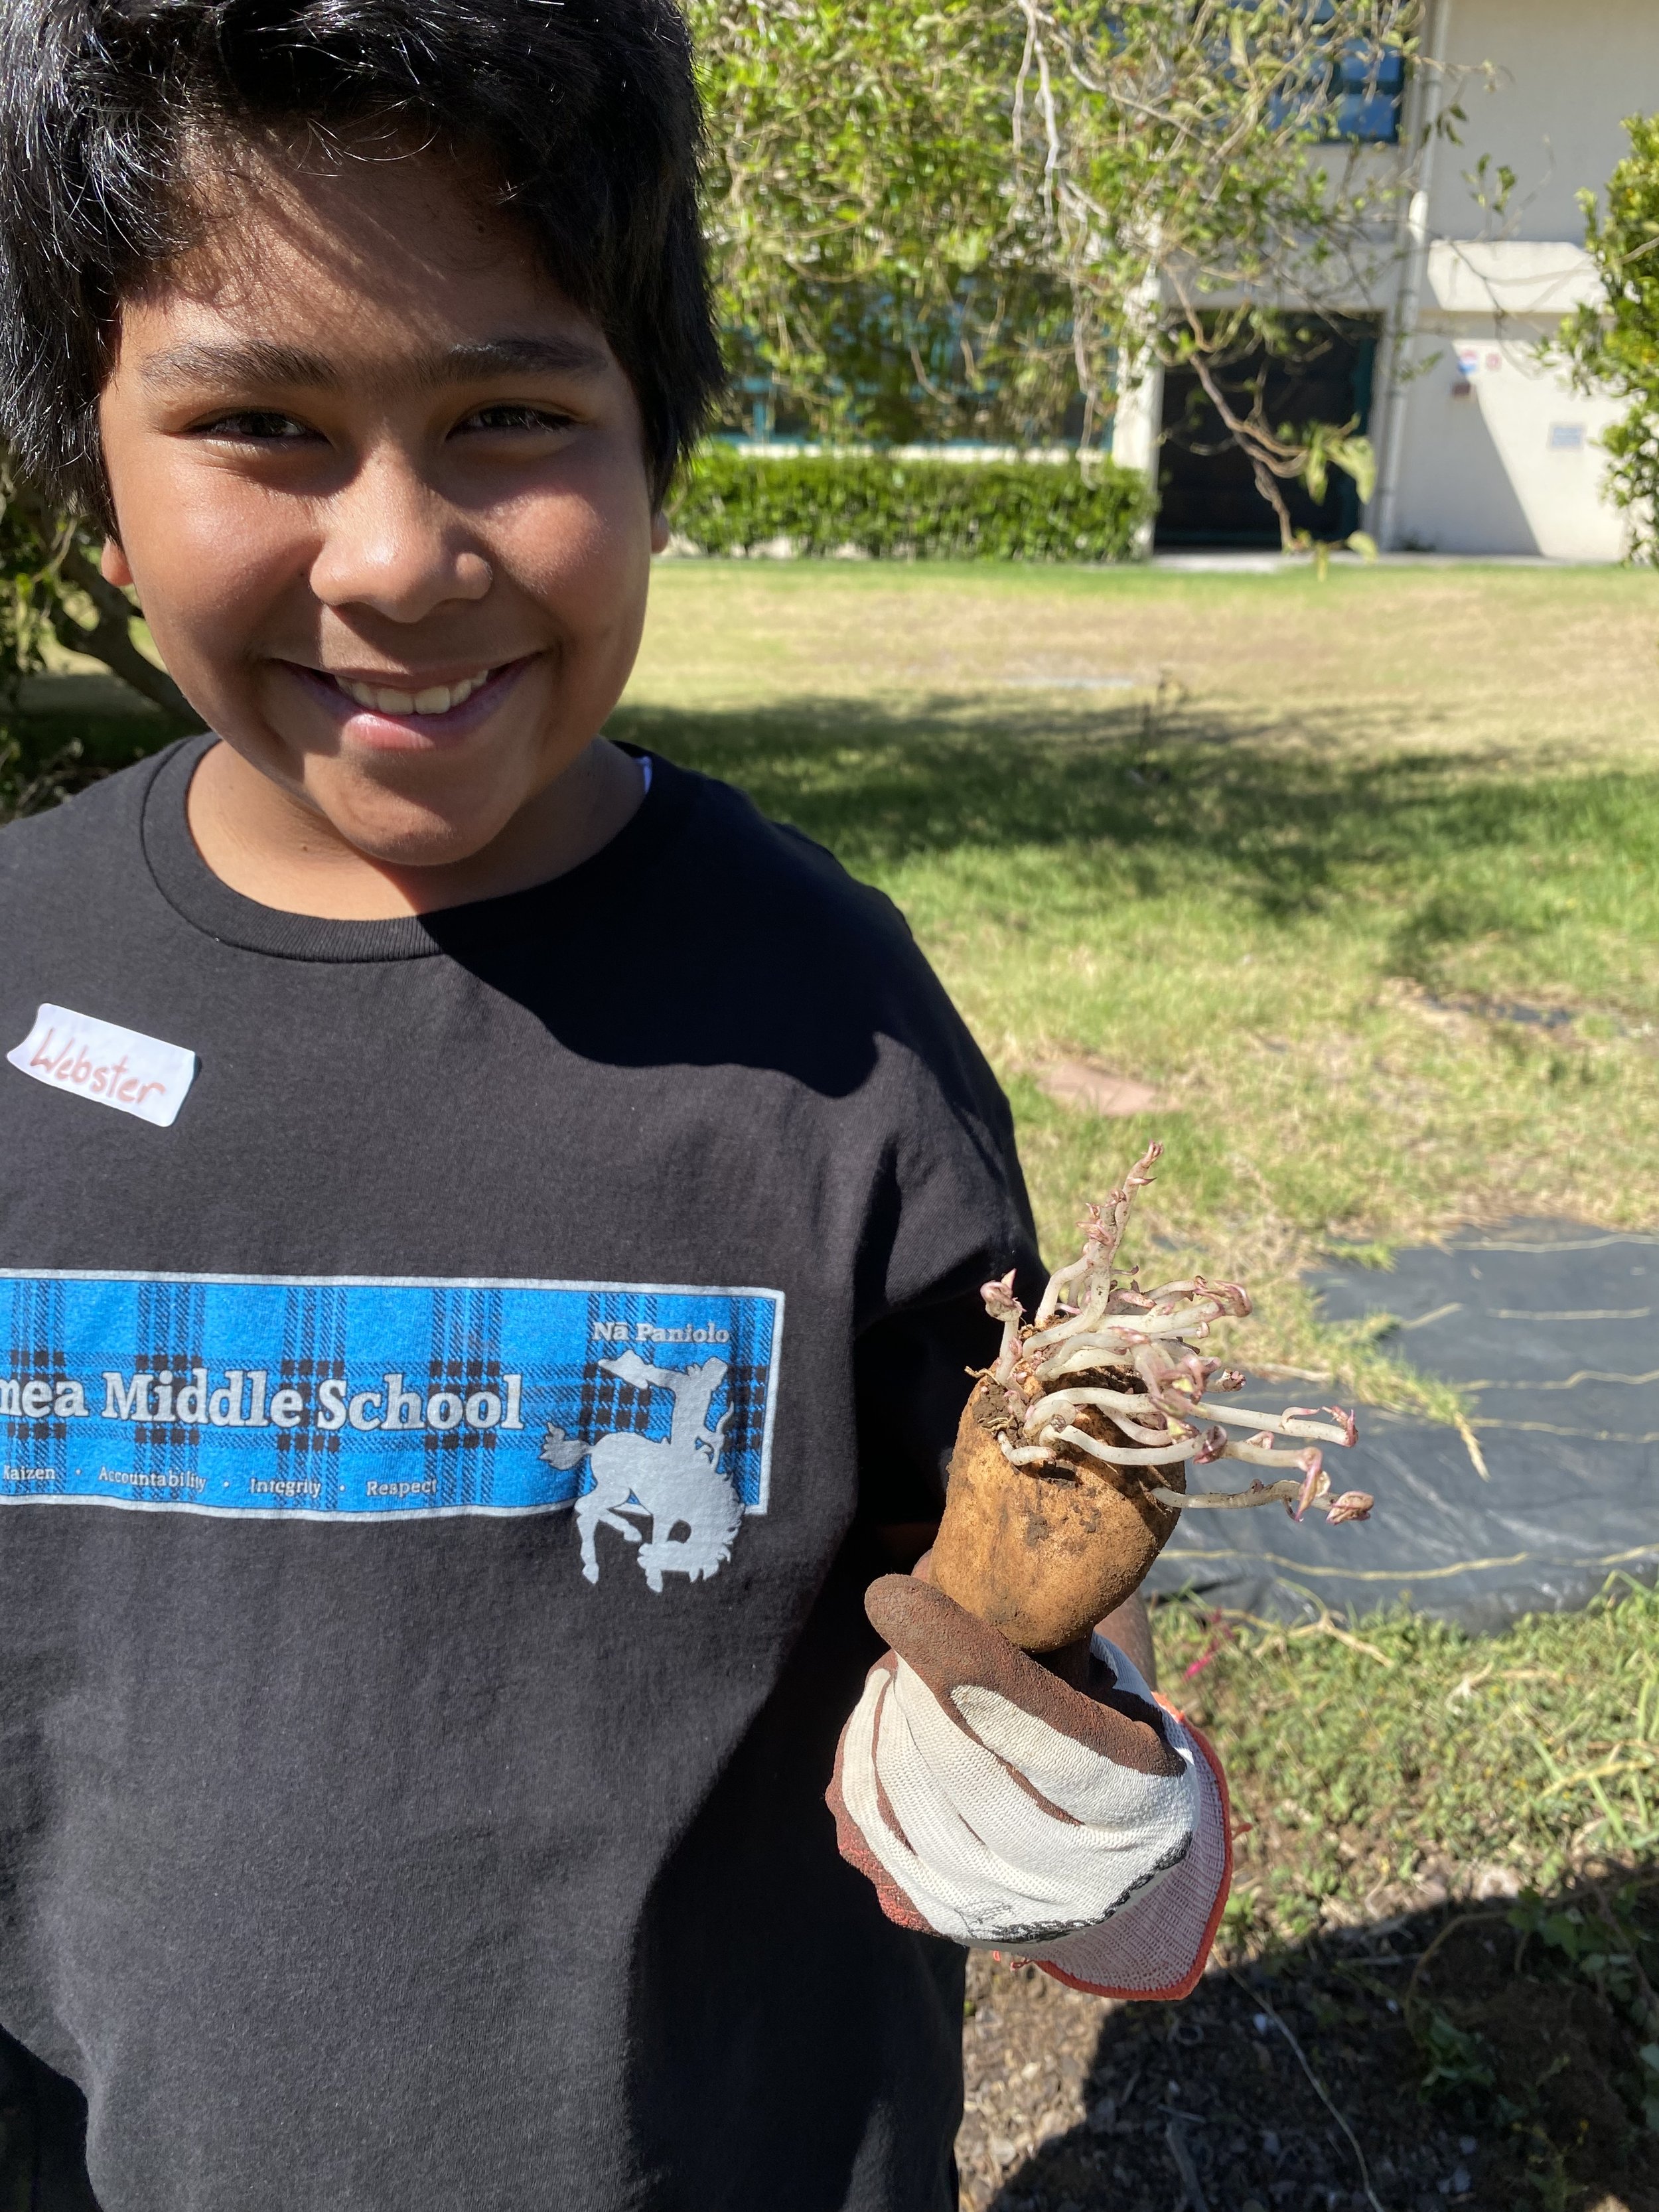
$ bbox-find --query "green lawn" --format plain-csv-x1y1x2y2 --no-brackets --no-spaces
622,559,1659,1410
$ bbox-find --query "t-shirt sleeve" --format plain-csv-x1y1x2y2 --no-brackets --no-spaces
755,816,1045,1529
851,1033,1044,1528
854,1278,1008,1524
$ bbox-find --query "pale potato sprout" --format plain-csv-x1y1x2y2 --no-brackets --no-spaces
978,1143,1372,1527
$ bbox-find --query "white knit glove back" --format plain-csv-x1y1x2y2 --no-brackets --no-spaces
838,1634,1196,1945
828,1576,1228,1986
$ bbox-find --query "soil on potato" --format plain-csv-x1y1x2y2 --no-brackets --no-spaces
959,1874,1659,2212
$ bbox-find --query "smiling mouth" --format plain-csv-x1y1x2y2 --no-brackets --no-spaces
326,666,500,717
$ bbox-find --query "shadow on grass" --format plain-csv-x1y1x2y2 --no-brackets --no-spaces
976,1866,1659,2212
13,686,1659,1006
615,693,1659,942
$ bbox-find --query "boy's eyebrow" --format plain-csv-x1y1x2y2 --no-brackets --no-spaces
416,336,613,386
139,340,342,390
138,334,613,393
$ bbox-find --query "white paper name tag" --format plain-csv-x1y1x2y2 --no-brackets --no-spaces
7,1003,196,1129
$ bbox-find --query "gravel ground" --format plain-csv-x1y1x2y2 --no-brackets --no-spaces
956,1879,1658,2212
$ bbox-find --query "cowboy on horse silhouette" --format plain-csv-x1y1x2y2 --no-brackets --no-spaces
541,1349,743,1590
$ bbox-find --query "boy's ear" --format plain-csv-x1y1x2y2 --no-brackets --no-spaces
101,538,135,588
650,510,670,557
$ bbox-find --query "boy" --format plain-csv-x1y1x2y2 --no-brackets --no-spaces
0,5,1228,2207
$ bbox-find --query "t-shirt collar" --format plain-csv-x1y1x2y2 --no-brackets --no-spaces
139,735,683,963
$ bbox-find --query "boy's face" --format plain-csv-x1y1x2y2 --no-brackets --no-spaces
98,143,666,874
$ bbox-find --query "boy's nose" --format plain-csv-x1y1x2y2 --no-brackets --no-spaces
308,457,491,621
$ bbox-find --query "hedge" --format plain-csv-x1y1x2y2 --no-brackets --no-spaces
668,443,1153,562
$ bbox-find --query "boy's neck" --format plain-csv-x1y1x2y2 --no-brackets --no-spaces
183,737,646,921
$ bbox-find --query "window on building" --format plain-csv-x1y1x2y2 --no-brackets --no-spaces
1267,7,1408,148
1330,40,1405,143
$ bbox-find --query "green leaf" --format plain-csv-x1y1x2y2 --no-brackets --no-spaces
1331,434,1379,503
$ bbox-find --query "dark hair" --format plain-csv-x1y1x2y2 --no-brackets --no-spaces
0,0,723,518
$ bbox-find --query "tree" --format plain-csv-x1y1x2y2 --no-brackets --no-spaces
1007,0,1425,545
1557,113,1659,566
687,1,1071,445
0,457,198,818
694,2,1460,547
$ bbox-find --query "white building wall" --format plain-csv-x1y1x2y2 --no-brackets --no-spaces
1380,0,1659,558
1421,0,1658,246
1387,321,1629,555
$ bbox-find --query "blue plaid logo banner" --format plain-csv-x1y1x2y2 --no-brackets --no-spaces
0,1274,784,1569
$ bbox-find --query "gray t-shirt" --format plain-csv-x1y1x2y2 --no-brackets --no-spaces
0,739,1038,2212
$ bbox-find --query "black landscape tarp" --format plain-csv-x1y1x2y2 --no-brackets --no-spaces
1142,1222,1659,1631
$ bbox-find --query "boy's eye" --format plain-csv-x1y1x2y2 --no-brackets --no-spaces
454,403,575,436
192,409,319,443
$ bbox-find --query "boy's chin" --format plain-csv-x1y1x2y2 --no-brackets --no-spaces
305,782,530,875
345,819,516,875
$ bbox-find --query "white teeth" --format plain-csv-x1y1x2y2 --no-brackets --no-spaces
337,670,492,715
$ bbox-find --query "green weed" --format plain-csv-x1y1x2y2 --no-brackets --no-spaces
1158,1580,1659,1922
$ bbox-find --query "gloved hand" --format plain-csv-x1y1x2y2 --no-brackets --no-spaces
828,1574,1230,2000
